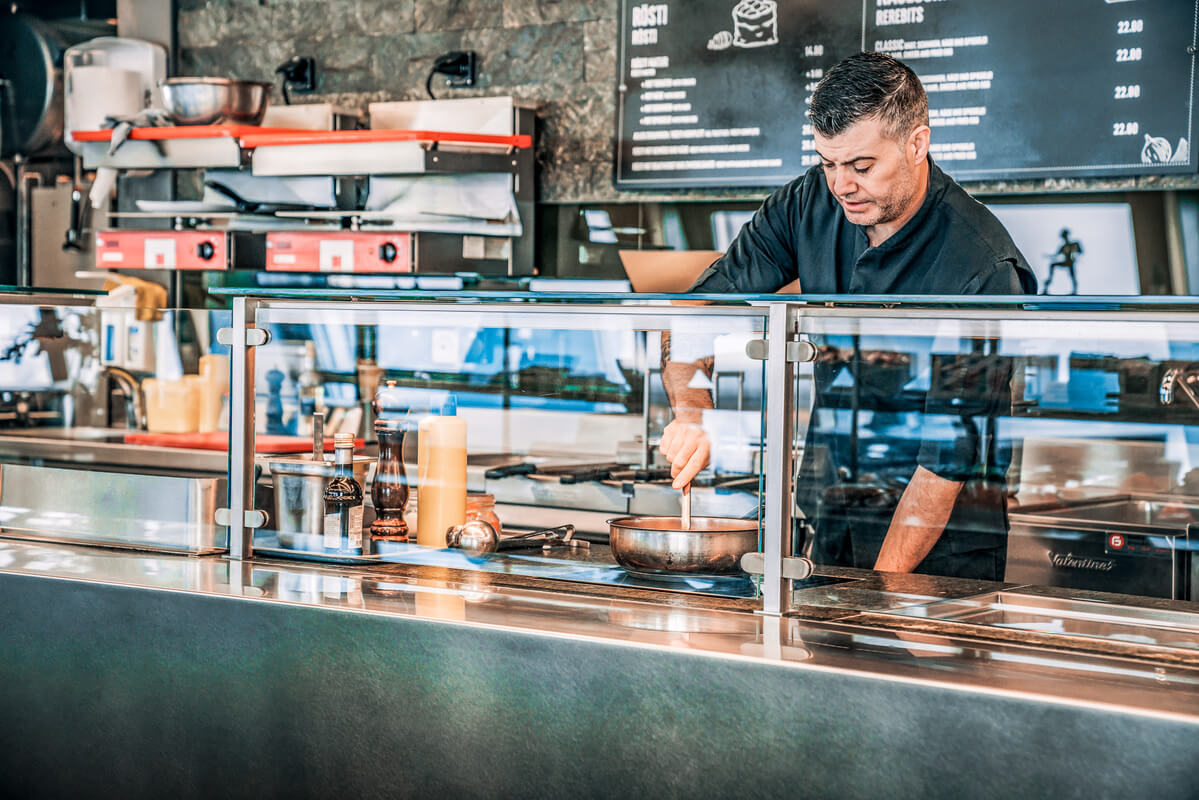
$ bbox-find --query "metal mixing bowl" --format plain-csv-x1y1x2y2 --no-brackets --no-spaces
160,77,272,125
606,515,760,575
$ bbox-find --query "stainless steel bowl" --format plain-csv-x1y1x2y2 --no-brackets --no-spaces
606,515,759,575
160,77,272,125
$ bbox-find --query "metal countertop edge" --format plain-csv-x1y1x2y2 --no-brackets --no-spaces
3,550,1199,726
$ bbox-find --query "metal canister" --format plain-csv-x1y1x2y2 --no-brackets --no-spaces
266,454,372,548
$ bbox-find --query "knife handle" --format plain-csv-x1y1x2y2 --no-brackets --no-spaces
484,463,537,479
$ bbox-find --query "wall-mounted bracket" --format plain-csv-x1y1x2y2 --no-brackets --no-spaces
217,327,270,347
745,338,817,363
216,508,269,529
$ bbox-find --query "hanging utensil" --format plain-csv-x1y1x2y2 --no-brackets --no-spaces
681,483,692,530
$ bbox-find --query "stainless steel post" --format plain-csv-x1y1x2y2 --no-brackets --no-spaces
16,167,41,288
227,297,259,559
761,303,796,615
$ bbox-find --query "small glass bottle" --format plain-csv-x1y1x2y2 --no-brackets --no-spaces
323,432,364,552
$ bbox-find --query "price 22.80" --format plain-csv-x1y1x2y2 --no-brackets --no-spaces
1116,47,1143,62
1113,121,1140,137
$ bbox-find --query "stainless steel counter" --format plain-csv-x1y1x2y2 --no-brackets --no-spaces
2,538,1198,798
0,426,230,472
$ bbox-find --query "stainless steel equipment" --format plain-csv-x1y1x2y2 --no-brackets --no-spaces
160,78,272,125
886,591,1199,653
606,515,759,575
0,462,225,553
266,453,372,548
1007,495,1196,600
0,14,108,157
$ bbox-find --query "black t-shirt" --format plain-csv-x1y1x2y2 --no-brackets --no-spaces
691,158,1037,575
692,158,1036,295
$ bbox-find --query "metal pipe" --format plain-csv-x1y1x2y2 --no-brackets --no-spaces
227,296,258,559
761,303,796,616
97,366,145,429
1164,190,1187,294
642,357,656,471
17,166,42,287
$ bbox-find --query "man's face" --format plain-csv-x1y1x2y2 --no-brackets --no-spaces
812,116,924,230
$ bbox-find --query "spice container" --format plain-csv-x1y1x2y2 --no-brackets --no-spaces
371,380,410,542
403,491,502,545
466,492,502,536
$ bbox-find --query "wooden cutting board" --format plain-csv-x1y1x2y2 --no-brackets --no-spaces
123,432,364,453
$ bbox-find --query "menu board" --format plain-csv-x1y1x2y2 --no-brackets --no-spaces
615,0,1198,189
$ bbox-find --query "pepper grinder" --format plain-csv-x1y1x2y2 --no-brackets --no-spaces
370,380,410,542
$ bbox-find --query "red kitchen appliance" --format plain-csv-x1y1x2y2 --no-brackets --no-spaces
95,230,265,270
265,231,412,272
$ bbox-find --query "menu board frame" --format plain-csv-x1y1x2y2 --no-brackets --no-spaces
615,0,1199,190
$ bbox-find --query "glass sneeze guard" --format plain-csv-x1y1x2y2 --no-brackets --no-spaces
224,295,776,600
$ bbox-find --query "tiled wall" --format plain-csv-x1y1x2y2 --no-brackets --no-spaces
176,0,1198,204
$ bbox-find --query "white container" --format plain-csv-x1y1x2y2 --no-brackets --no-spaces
142,375,203,433
63,36,167,153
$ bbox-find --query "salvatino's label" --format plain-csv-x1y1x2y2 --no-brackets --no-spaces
323,504,364,550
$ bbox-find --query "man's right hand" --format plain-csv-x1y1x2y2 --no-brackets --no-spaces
659,419,711,490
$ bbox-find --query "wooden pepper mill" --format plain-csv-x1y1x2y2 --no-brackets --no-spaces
370,380,410,542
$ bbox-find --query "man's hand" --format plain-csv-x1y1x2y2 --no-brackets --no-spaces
659,419,711,489
658,329,715,489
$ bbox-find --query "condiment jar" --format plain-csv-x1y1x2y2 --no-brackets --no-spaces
404,491,502,542
466,492,502,536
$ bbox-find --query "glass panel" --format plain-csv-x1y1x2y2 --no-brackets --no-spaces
794,306,1199,607
252,299,769,598
0,294,230,554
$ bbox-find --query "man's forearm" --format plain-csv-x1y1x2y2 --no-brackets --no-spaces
873,466,963,573
660,332,715,422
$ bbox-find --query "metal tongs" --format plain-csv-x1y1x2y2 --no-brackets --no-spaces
446,521,587,556
1160,367,1199,410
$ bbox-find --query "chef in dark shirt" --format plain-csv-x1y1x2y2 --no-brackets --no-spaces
660,52,1036,580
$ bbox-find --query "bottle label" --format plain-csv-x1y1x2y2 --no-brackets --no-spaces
348,505,364,550
323,512,340,549
323,504,364,550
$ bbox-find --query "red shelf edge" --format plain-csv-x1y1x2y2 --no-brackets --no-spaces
71,126,532,150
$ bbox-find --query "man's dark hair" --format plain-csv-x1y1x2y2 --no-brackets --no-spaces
808,51,929,141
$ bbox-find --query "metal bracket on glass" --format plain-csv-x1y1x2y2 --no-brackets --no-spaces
745,338,817,363
216,327,270,347
740,552,814,581
215,507,269,529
